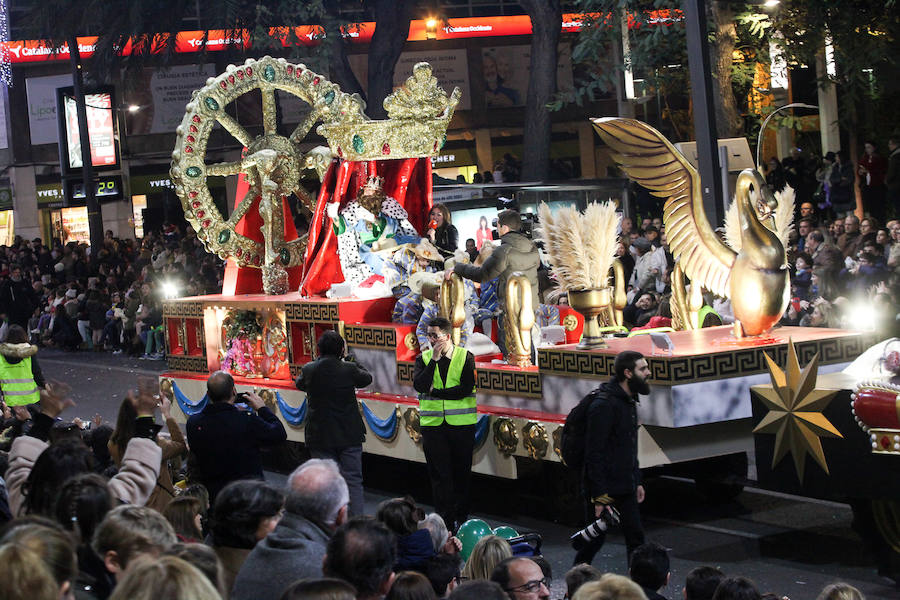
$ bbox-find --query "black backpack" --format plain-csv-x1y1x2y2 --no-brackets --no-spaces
560,389,601,470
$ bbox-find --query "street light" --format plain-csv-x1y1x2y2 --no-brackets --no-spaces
755,102,818,169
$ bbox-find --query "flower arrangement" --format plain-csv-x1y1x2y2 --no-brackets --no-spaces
537,201,619,292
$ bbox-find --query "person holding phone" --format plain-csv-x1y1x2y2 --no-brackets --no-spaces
295,331,373,516
186,371,287,502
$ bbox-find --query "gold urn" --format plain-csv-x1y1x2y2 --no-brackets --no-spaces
568,287,611,350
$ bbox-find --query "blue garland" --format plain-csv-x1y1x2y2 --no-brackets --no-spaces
361,401,399,441
172,381,208,416
474,414,489,449
275,391,307,426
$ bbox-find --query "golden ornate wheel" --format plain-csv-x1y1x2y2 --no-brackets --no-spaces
169,56,366,293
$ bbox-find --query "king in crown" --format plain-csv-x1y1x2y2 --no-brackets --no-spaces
326,174,421,288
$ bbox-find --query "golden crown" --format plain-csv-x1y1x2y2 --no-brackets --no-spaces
362,174,385,192
318,62,461,162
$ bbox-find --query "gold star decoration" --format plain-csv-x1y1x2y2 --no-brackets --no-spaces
753,339,843,483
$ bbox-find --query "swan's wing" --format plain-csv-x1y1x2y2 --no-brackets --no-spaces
592,117,735,298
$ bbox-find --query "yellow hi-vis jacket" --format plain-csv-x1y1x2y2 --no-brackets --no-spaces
0,354,39,406
418,346,477,426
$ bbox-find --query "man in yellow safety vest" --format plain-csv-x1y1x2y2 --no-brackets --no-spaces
0,324,44,407
412,316,477,532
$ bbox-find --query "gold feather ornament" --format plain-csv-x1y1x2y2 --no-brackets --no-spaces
592,118,789,337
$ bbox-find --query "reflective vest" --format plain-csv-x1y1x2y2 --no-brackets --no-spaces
418,346,477,426
0,354,39,406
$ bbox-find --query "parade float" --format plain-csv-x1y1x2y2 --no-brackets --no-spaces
157,58,896,570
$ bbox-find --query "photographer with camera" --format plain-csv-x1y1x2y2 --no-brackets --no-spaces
295,331,373,516
186,371,287,502
573,351,650,568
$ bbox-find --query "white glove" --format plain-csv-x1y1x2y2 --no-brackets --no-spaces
326,202,340,220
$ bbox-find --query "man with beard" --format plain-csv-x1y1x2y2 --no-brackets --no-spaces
575,351,650,568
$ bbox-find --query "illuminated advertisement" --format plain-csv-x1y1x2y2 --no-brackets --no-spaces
60,89,118,171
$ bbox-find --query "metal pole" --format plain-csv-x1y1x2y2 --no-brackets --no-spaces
683,0,724,225
67,33,104,251
755,102,818,170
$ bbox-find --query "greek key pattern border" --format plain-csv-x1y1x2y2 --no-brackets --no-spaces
538,333,874,384
285,302,340,323
344,325,398,349
163,301,203,318
165,354,208,373
477,368,542,398
397,361,415,385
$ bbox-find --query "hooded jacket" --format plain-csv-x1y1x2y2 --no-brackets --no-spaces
0,342,45,389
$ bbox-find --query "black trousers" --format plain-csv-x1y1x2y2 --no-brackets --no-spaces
421,422,475,530
573,490,645,567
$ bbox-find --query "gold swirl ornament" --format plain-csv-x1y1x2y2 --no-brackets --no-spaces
170,56,362,293
522,422,549,459
440,273,466,346
159,378,174,402
504,273,535,367
259,389,277,410
592,118,789,336
403,407,422,443
493,417,519,457
552,426,563,462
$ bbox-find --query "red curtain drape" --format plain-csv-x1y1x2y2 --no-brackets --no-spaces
300,157,433,297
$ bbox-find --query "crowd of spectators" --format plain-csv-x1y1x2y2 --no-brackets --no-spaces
0,225,224,359
614,206,900,337
0,376,871,600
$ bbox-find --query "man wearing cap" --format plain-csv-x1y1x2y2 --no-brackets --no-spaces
628,237,666,299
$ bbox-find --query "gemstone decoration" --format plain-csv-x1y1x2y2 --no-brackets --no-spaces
280,247,290,265
189,124,198,133
313,76,320,85
229,75,235,84
236,70,244,79
196,210,205,218
286,65,294,75
189,191,198,198
263,65,276,82
192,115,201,123
191,201,201,209
337,146,343,158
440,135,447,149
186,166,202,178
204,97,219,111
186,135,195,143
219,81,227,89
246,67,253,76
253,255,261,266
352,134,364,153
236,247,243,257
184,146,193,153
382,143,390,155
218,230,231,244
201,219,211,228
324,90,335,105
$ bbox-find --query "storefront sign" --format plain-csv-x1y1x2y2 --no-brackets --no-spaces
26,74,73,145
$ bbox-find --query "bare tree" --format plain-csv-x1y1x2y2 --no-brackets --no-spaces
520,0,562,181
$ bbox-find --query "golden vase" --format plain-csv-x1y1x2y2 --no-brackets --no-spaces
568,288,611,350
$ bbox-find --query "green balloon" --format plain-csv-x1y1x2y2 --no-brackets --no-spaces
457,519,492,561
492,526,519,540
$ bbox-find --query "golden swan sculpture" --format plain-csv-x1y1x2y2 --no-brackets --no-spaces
592,118,789,336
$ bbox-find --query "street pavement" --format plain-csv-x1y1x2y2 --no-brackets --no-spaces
37,348,900,600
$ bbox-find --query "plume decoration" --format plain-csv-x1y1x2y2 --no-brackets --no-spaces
537,201,620,292
724,184,796,253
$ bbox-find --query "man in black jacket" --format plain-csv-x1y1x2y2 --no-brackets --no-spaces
187,370,287,501
576,350,650,567
296,330,373,516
